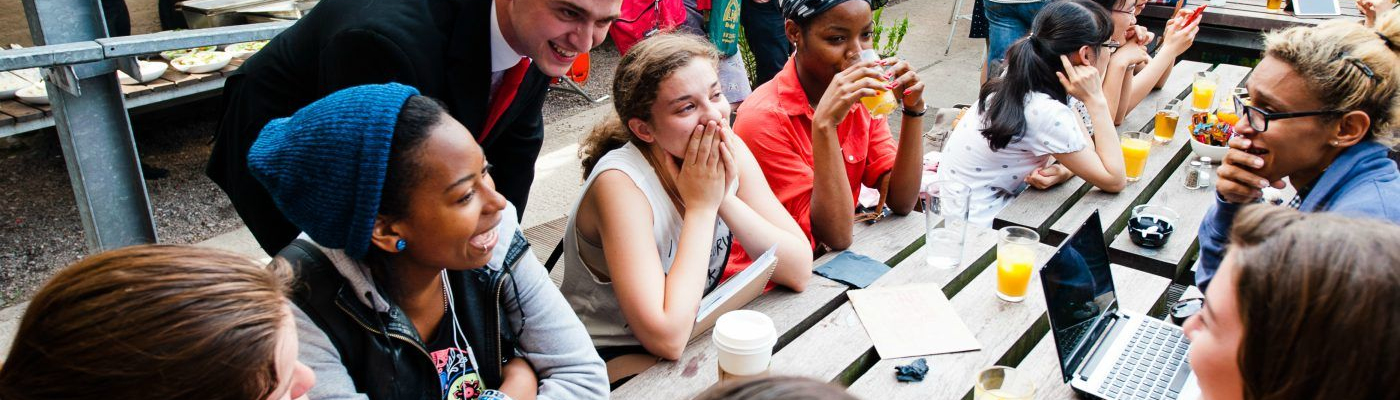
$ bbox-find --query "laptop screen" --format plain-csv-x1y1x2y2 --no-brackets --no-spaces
1041,211,1118,380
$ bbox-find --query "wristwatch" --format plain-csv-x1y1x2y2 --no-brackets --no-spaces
902,103,928,117
480,389,513,400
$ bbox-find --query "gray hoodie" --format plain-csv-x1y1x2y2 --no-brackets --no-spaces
291,203,609,399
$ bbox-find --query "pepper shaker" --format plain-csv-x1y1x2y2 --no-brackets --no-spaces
1184,161,1204,189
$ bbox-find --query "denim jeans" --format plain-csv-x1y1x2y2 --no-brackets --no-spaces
985,0,1051,67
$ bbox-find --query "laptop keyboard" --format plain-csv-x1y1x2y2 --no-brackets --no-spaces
1101,321,1189,399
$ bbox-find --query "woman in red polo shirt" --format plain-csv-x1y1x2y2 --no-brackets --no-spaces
733,0,927,251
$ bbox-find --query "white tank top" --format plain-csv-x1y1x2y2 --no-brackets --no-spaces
559,142,733,349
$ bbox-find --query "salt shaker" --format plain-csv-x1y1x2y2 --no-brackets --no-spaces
1193,161,1214,188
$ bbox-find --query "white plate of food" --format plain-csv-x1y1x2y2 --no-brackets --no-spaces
170,51,233,74
0,72,29,100
16,83,49,105
224,40,268,59
160,46,218,61
117,60,169,85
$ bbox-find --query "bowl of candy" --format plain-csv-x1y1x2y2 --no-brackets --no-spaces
1189,111,1233,160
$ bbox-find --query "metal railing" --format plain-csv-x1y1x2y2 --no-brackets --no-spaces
5,0,290,254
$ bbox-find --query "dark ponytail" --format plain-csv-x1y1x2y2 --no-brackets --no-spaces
977,0,1113,151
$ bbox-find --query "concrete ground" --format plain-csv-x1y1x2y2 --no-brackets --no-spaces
0,0,989,354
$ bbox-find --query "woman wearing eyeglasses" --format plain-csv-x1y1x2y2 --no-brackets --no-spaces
937,0,1127,227
1195,12,1400,290
1090,0,1198,125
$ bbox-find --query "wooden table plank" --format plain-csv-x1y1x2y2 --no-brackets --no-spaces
120,80,156,97
613,214,926,399
994,61,1211,241
769,224,1008,386
2,100,47,120
844,241,1064,399
1047,64,1253,255
1015,266,1173,399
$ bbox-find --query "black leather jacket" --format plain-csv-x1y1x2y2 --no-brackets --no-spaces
279,236,530,399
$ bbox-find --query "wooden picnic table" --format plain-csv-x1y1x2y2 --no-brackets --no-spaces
0,57,243,137
1140,0,1363,50
610,59,1238,400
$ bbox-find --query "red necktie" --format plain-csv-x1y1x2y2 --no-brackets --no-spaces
481,58,530,144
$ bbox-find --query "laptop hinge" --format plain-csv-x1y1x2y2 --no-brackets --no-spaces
1076,313,1128,381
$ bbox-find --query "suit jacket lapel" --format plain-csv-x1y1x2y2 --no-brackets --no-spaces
481,65,547,148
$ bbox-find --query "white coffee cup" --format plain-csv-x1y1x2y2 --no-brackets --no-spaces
712,310,777,376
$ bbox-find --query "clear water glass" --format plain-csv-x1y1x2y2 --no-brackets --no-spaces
922,180,971,269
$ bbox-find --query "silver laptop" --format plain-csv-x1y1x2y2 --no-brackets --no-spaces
1039,211,1200,400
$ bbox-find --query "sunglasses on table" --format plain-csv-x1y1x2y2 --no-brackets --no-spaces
1232,95,1347,132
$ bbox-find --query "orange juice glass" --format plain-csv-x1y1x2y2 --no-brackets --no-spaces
1121,131,1152,182
1266,0,1283,10
1217,95,1241,126
1192,72,1218,111
858,49,898,118
996,227,1039,302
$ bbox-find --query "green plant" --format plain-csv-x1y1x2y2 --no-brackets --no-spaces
871,8,910,58
738,26,759,88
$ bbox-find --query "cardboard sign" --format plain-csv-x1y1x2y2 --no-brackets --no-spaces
847,283,982,359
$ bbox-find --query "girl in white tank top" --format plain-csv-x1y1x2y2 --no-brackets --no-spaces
557,34,813,363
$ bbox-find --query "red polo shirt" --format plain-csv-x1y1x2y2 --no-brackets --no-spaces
724,59,897,276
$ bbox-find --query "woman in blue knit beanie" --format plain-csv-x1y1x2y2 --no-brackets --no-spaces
248,83,607,400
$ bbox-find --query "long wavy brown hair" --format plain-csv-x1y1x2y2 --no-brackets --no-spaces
578,33,720,209
1226,205,1400,400
0,245,294,400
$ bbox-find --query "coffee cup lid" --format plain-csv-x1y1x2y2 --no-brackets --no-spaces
714,310,777,351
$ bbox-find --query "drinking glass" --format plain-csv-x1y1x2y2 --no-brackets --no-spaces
974,366,1035,400
1216,95,1240,128
1191,71,1218,111
996,227,1039,302
1121,131,1152,183
1154,99,1181,143
858,49,897,118
1266,0,1283,11
922,181,972,269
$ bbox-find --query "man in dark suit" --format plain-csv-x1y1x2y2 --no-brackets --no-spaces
209,0,621,255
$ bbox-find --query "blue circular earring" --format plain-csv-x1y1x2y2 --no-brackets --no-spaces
395,239,407,252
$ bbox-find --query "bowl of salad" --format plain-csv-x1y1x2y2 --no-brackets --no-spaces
117,60,169,84
16,83,49,105
0,72,29,100
170,51,233,74
224,40,268,59
160,46,218,61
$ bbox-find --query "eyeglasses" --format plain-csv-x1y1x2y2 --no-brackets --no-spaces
1232,95,1346,132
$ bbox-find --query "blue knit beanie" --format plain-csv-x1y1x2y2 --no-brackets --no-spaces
248,83,420,259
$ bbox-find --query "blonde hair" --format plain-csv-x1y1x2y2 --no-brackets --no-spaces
579,33,720,177
1262,10,1400,146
